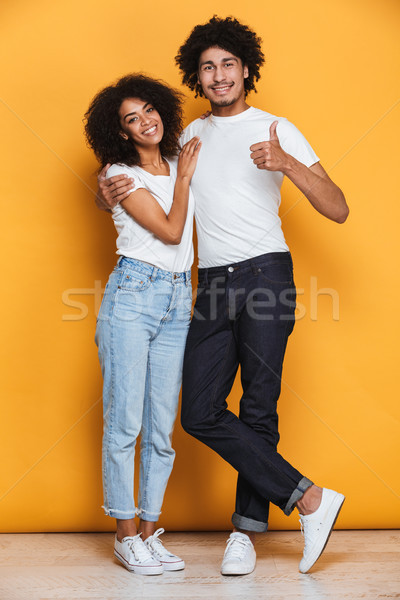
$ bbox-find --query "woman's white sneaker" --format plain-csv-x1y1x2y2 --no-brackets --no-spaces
145,528,185,571
221,532,256,575
114,534,164,575
299,487,345,573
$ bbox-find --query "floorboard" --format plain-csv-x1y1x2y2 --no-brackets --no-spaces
0,530,399,599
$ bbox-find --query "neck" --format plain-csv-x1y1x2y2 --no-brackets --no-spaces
211,98,250,117
136,146,163,168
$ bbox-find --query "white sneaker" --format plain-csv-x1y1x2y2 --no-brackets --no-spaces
114,534,163,575
144,528,185,571
299,487,345,573
221,532,256,575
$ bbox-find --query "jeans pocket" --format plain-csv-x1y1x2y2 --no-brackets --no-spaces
257,262,293,285
119,268,151,292
96,279,117,322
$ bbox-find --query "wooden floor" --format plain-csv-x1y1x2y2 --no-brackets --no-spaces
0,531,399,599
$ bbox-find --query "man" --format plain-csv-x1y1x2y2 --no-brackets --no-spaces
96,16,349,576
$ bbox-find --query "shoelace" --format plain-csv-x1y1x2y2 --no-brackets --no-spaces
299,517,321,545
145,528,172,558
224,534,252,560
126,534,153,562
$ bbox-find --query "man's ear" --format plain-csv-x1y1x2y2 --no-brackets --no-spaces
244,65,249,79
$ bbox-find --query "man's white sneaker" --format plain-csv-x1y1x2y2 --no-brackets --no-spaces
145,528,185,571
299,487,345,573
114,534,163,575
221,532,256,575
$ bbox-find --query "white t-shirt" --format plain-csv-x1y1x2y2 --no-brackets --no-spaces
180,106,319,268
106,157,194,273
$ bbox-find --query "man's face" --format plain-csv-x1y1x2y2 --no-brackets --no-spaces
197,46,249,108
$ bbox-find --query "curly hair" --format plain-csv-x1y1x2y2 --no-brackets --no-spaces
175,16,265,98
84,74,184,169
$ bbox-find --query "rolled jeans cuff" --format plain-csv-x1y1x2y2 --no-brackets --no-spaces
283,476,314,516
231,512,268,533
136,508,161,522
101,505,136,520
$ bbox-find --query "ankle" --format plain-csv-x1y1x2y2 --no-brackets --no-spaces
116,530,137,542
116,518,137,542
138,519,157,541
296,485,323,515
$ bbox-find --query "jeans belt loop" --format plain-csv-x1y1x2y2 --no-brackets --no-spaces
151,267,158,282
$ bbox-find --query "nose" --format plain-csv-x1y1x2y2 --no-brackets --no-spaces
213,66,225,82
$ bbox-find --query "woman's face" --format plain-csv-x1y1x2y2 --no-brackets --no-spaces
119,97,164,148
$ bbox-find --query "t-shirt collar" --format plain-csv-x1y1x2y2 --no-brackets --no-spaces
209,106,254,123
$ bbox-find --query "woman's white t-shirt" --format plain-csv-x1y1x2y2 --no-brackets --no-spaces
106,157,194,273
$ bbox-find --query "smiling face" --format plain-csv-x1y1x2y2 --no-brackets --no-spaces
197,46,249,112
119,97,164,148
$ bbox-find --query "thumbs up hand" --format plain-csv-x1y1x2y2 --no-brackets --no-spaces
250,120,289,172
268,120,279,142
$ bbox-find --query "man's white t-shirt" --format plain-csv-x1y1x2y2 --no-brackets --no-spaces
106,157,194,273
180,106,319,268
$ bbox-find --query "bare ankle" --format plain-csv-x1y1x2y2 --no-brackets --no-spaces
138,519,157,541
296,485,323,515
116,518,137,542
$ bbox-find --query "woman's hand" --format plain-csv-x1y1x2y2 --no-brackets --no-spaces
121,138,201,245
177,137,201,181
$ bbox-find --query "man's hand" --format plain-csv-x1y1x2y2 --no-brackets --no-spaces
250,121,349,223
199,110,211,120
96,163,135,211
250,121,290,173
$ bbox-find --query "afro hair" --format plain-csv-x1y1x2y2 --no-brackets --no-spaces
175,16,265,98
84,74,184,169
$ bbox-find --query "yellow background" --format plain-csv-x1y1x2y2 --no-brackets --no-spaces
1,0,399,532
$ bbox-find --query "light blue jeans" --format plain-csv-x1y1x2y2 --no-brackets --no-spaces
95,256,192,521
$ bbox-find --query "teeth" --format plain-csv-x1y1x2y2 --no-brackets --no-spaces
144,125,156,134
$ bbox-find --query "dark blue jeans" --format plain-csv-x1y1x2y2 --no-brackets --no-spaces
181,251,312,532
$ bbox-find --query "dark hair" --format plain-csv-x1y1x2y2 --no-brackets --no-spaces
84,74,184,168
175,16,265,98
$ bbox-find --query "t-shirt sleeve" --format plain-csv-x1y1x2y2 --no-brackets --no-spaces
180,118,204,148
106,164,146,216
276,119,319,168
178,131,185,150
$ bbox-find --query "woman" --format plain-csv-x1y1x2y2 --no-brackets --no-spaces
84,74,200,575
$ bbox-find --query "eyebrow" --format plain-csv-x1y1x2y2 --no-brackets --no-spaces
123,102,150,121
199,57,239,67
